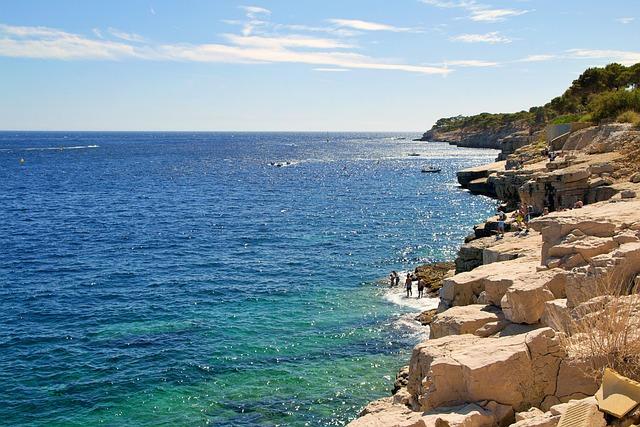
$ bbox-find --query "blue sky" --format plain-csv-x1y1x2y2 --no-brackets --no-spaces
0,0,639,131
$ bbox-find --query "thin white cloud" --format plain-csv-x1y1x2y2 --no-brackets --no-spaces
240,5,271,18
275,23,359,38
223,34,355,49
616,17,635,24
108,27,146,43
0,23,450,75
450,31,511,43
158,42,451,74
443,59,499,67
470,8,528,22
519,54,556,62
150,6,156,15
313,68,350,72
516,50,640,65
420,0,530,23
327,18,416,33
566,49,640,66
0,24,137,60
239,5,271,36
420,0,474,8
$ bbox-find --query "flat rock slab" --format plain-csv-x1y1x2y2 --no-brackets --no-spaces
430,304,504,339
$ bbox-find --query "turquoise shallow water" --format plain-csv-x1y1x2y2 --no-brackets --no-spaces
0,132,497,426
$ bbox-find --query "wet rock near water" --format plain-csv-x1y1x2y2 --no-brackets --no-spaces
413,261,455,295
392,366,410,395
414,308,438,326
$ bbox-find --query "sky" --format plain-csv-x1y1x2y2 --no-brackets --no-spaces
0,0,639,131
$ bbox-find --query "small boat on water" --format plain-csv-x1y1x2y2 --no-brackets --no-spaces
407,152,421,157
269,161,292,167
421,165,441,173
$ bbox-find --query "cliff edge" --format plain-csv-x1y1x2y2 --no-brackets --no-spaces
348,123,640,427
419,113,535,151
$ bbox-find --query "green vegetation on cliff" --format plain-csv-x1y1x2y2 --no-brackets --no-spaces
429,62,640,135
433,111,535,132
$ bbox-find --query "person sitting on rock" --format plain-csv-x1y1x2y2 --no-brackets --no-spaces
405,274,412,297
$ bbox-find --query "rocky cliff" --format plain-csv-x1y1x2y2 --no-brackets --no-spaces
418,111,539,158
420,121,533,150
457,124,640,210
348,124,640,427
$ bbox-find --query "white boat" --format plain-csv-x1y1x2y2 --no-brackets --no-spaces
421,165,441,173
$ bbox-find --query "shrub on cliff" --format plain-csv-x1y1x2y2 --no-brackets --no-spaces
546,63,640,117
555,270,640,383
432,111,535,133
616,110,640,127
588,88,640,122
550,114,586,125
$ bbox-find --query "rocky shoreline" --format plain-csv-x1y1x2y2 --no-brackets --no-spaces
348,123,640,426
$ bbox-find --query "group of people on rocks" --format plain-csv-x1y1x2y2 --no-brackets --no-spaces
496,202,537,239
495,198,585,239
389,270,428,299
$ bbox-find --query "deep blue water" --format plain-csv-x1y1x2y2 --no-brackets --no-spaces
0,132,497,426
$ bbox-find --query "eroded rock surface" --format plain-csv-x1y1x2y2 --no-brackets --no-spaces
350,125,640,427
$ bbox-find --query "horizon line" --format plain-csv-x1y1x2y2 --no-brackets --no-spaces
0,129,425,133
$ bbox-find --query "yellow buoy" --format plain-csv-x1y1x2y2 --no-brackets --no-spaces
19,158,25,165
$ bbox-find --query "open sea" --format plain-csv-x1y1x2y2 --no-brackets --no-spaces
0,132,497,426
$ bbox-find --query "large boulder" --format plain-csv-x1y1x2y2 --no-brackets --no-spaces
554,359,599,402
500,271,565,324
530,199,640,266
430,305,504,339
540,299,571,332
441,260,540,308
563,242,640,307
455,237,496,273
407,328,566,413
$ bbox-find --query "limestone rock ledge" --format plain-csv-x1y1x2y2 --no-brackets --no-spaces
349,197,640,427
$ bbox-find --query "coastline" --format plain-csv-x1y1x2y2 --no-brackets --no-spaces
349,122,640,426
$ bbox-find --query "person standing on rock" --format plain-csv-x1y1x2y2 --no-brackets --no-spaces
417,278,425,299
497,210,506,239
405,274,412,297
389,271,399,287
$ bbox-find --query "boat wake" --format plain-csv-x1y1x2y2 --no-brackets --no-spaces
0,144,99,152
